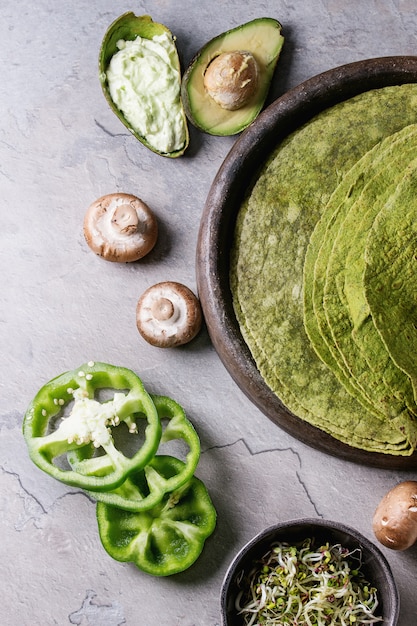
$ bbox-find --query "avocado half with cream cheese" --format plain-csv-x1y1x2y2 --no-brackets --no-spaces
181,18,284,136
99,13,189,157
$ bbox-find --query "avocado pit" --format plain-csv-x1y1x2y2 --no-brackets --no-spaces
203,51,259,110
181,17,284,136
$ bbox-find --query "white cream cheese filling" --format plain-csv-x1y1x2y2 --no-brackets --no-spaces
106,33,186,153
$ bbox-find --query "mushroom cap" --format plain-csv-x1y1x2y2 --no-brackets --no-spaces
203,50,259,110
83,193,158,262
136,281,203,348
372,480,417,550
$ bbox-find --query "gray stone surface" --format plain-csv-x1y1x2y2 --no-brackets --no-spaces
1,1,416,625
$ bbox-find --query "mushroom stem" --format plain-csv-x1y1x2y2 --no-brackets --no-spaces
83,193,158,263
111,203,139,235
136,282,202,348
151,297,175,322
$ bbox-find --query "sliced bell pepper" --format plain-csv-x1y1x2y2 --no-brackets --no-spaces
68,394,201,511
23,362,162,491
96,455,217,576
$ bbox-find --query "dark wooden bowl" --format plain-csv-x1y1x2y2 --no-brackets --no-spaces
196,56,417,469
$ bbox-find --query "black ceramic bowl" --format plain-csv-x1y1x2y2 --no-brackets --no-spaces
221,519,399,626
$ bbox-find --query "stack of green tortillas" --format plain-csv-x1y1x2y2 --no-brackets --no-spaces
231,83,417,455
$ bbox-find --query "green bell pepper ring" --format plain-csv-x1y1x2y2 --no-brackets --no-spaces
96,455,217,576
68,394,201,511
23,362,162,491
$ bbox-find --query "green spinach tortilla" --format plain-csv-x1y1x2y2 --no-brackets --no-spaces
326,153,417,416
230,83,417,455
305,125,417,420
365,167,417,398
320,132,417,419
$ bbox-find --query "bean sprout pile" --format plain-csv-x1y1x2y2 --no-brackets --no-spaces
235,538,383,625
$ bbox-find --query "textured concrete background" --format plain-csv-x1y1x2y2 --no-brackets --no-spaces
1,1,417,625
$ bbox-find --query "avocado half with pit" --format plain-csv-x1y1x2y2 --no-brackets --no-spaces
99,13,189,158
181,18,284,136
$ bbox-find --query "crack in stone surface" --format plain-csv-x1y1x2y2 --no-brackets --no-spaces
2,464,48,523
94,118,127,138
1,463,94,530
295,470,322,518
69,589,126,626
202,437,323,517
203,436,302,462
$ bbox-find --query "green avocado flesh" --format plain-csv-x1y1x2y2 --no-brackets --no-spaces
181,18,284,136
99,13,189,157
230,83,417,455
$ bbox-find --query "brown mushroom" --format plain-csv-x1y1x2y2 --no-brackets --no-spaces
83,193,158,262
136,281,202,348
372,481,417,550
203,50,259,110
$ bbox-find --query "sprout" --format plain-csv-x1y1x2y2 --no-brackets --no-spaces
236,539,382,625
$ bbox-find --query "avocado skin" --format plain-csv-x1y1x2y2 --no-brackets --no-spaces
99,13,189,158
181,18,284,136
